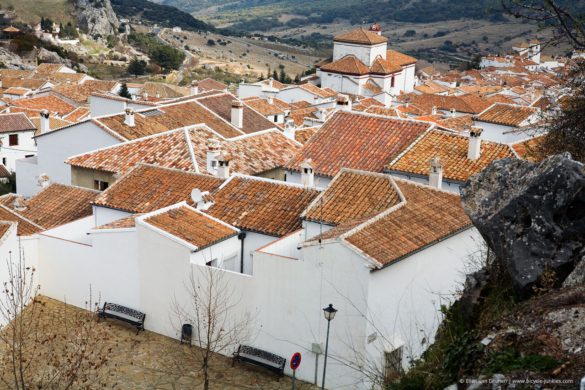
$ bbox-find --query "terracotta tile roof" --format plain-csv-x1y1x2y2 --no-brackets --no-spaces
0,113,36,133
385,49,417,66
511,136,546,162
476,103,538,127
0,193,20,208
140,82,190,99
530,96,551,110
387,129,516,182
206,176,319,236
9,95,76,116
290,100,312,109
298,83,336,99
94,100,244,140
334,28,388,45
436,114,475,132
0,221,13,239
19,183,98,229
54,80,117,103
303,169,401,225
260,79,287,90
320,55,370,76
67,127,300,177
364,79,383,93
343,179,471,266
2,26,20,33
4,87,30,96
1,77,47,90
486,94,516,105
352,97,385,111
363,106,401,117
0,164,10,178
45,72,87,84
144,205,238,250
196,93,279,134
0,69,33,79
243,97,285,116
94,214,141,230
0,205,42,236
288,107,318,126
408,93,489,114
294,127,318,144
34,63,64,76
93,164,223,213
197,78,227,91
415,81,450,95
284,111,430,177
63,107,90,122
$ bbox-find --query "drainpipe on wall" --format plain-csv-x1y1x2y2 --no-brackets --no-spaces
238,232,247,274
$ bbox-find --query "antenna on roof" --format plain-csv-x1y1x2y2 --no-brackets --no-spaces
191,188,203,204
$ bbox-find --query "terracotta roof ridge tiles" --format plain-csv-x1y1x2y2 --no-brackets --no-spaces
0,203,46,230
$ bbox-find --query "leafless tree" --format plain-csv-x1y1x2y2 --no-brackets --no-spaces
173,265,252,390
0,249,111,389
502,0,585,50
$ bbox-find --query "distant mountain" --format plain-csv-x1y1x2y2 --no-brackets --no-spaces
111,0,214,31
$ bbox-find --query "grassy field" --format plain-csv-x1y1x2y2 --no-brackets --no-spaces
2,0,76,25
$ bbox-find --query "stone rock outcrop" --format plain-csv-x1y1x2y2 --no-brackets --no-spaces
0,47,31,69
461,153,585,296
75,0,120,38
38,48,70,66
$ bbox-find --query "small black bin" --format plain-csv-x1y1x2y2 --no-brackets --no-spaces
181,323,193,344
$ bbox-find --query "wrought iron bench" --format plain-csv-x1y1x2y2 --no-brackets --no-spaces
232,345,286,379
97,302,146,335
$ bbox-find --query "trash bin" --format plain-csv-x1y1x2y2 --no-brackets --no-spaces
181,323,193,345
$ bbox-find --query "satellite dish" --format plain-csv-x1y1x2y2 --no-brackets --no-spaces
191,188,203,203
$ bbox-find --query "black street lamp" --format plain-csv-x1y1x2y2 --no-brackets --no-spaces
321,303,337,390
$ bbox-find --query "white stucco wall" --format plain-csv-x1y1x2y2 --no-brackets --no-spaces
285,171,331,190
92,205,131,228
333,42,386,67
15,156,39,197
473,121,535,143
33,121,120,191
365,228,483,371
0,130,37,172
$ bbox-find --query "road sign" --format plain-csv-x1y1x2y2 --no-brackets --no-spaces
290,352,302,370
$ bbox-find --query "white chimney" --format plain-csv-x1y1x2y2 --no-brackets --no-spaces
37,173,50,189
467,127,483,160
266,92,276,105
284,119,296,140
450,108,456,117
300,159,314,188
143,91,148,101
428,157,443,189
191,81,199,95
206,138,221,174
155,91,160,99
40,109,50,134
336,94,351,111
124,108,135,127
231,100,244,128
431,106,437,115
216,153,231,179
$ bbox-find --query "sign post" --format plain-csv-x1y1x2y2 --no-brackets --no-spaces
290,352,302,390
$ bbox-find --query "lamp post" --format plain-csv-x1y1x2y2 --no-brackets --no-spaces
321,303,337,390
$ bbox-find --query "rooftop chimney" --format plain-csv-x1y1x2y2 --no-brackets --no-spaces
428,157,443,189
40,109,50,134
467,127,483,160
450,108,456,117
231,100,244,128
266,91,276,105
191,81,199,95
143,91,148,101
37,173,50,190
124,108,135,127
431,106,437,115
301,159,314,188
156,91,160,99
216,153,231,179
336,94,351,111
206,138,221,175
369,23,382,36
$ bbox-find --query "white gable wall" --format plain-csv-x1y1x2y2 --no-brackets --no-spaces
333,42,387,67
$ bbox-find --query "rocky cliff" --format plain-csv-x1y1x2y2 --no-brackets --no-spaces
391,154,585,389
75,0,120,38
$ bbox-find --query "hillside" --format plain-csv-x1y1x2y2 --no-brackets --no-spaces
111,0,214,32
158,0,505,29
0,0,75,25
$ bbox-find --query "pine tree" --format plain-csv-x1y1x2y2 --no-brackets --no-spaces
272,70,278,81
119,83,131,99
